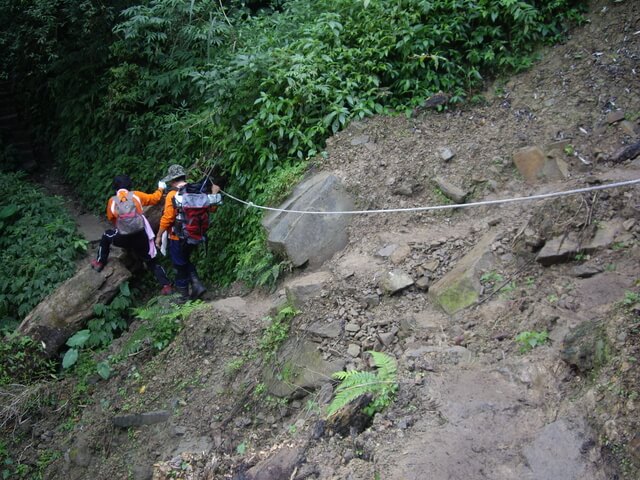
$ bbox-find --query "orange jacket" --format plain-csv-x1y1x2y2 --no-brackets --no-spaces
159,189,180,240
106,188,163,225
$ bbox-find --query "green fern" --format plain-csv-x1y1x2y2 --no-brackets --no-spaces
327,351,398,418
117,298,203,356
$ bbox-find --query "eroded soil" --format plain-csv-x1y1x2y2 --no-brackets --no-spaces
4,1,640,479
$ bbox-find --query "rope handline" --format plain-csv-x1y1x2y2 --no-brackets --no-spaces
220,178,640,216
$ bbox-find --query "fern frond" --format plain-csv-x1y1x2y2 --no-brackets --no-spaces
367,350,397,380
334,371,378,393
327,352,399,418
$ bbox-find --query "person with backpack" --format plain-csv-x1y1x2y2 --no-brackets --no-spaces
91,174,173,296
155,164,222,301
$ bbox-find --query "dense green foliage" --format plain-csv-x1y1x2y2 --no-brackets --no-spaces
259,304,298,362
122,297,203,354
61,282,135,377
0,333,55,386
0,172,86,329
0,0,584,286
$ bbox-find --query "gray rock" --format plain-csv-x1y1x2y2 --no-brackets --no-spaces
537,220,624,266
523,419,596,480
347,343,361,357
434,176,467,204
379,270,414,295
570,264,603,278
605,110,625,124
378,329,397,346
623,218,636,231
393,183,414,196
415,276,431,291
620,120,638,136
263,338,345,398
438,147,455,161
345,322,360,333
350,135,370,146
262,173,355,267
285,271,332,307
377,244,398,258
536,234,581,265
429,232,496,314
113,410,170,428
359,294,380,309
561,319,610,373
390,245,411,264
513,146,569,184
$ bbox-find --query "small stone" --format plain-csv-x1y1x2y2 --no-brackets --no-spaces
378,329,397,346
434,176,468,203
570,264,603,278
620,120,638,136
172,425,187,436
439,147,455,161
623,218,636,231
350,135,370,146
347,344,361,357
415,276,431,291
390,245,411,264
345,322,360,333
422,260,439,272
605,110,625,124
376,244,398,258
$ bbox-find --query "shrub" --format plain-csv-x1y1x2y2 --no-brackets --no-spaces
0,172,86,329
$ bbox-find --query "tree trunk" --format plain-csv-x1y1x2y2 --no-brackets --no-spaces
18,260,131,357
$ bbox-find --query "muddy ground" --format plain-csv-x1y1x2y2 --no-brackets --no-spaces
3,0,640,479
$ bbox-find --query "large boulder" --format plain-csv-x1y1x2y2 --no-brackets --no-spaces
262,173,355,267
18,261,131,356
263,337,345,398
428,232,497,314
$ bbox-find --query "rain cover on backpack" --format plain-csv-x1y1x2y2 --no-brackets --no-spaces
173,184,211,244
112,191,144,235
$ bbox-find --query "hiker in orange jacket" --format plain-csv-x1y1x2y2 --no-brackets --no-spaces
155,164,220,300
91,174,173,295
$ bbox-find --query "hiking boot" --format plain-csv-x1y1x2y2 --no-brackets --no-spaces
91,259,104,272
189,272,207,299
160,284,173,295
174,285,190,303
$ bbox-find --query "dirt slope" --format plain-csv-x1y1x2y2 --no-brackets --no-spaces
4,1,640,479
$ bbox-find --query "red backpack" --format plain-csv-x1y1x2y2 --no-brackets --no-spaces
172,184,211,244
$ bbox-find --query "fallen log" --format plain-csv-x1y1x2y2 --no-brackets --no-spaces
18,260,131,357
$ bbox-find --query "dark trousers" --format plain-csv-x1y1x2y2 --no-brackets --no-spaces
168,239,198,289
97,229,170,287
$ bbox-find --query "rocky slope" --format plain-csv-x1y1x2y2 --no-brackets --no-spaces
3,1,640,479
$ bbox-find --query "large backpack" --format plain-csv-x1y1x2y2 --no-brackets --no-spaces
172,181,214,244
112,190,144,235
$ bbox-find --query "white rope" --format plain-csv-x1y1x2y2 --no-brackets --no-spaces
221,178,640,215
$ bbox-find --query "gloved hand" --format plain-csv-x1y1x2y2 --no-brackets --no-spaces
158,181,167,190
208,193,223,205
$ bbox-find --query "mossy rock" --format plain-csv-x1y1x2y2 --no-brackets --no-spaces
560,319,611,373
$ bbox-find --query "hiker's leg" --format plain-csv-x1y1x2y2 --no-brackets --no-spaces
96,229,118,264
184,246,206,298
169,239,189,296
148,259,171,288
129,231,172,290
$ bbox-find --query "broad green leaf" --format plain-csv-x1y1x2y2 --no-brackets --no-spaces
96,361,112,380
62,348,79,369
66,329,90,347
